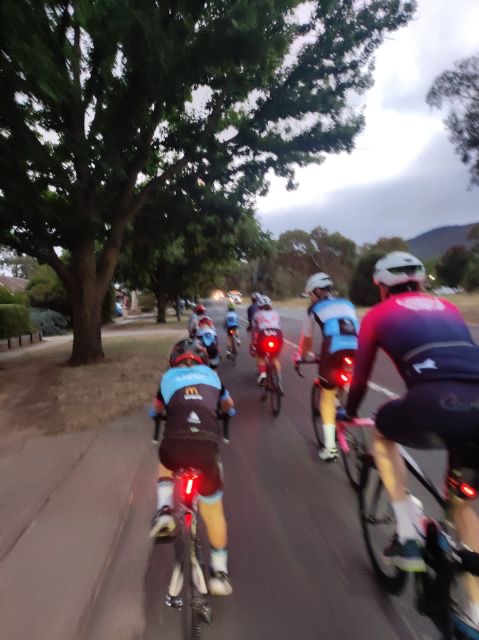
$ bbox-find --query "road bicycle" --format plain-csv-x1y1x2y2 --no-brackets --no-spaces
337,418,479,639
256,330,283,417
295,355,366,489
152,415,230,639
226,326,241,366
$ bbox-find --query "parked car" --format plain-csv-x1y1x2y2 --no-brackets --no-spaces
227,290,242,304
114,301,125,317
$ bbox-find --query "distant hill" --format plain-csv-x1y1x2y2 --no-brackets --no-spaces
407,223,478,261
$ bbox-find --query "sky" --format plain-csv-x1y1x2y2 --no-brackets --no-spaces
256,0,479,245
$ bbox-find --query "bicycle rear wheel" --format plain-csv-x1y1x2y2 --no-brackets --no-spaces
182,525,201,640
311,381,324,449
230,335,237,366
359,455,407,594
268,367,281,417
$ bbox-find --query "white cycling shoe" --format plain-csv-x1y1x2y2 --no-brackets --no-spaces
319,447,338,461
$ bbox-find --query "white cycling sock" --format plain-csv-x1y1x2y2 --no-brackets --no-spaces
323,424,336,450
210,547,228,573
157,478,174,511
392,500,418,543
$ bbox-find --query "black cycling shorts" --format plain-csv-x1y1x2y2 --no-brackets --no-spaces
319,349,355,390
256,328,283,358
376,381,479,449
159,440,222,496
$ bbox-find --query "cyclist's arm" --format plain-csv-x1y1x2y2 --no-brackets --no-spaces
153,390,166,414
299,312,315,359
219,386,234,413
345,312,378,417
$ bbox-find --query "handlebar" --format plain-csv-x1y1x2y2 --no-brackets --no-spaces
294,357,320,378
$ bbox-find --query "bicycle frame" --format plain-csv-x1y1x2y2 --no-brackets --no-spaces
339,418,479,638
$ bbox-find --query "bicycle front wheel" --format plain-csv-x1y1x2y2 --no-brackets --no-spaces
268,367,281,417
339,424,367,491
311,381,323,449
359,455,407,594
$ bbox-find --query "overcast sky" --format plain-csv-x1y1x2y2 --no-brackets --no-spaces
257,0,479,245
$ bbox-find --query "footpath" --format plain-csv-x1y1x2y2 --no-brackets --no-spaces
0,318,182,640
0,409,157,640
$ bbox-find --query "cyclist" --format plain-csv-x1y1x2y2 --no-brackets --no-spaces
197,316,220,369
251,295,283,387
188,303,206,338
342,251,479,633
149,338,235,596
247,292,261,332
296,273,359,460
223,301,241,357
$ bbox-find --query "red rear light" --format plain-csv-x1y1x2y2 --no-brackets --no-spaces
344,357,353,366
268,340,275,349
186,478,194,495
460,483,477,499
340,373,350,384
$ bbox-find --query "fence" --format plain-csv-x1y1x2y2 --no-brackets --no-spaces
0,331,43,353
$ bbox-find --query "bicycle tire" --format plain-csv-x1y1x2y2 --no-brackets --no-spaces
269,367,281,417
182,524,201,640
339,424,367,492
359,455,408,594
311,381,324,449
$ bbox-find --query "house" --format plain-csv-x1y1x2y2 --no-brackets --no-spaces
0,274,28,294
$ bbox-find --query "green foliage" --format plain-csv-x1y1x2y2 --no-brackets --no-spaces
26,265,71,317
138,291,155,312
0,247,38,279
462,256,479,292
0,304,33,339
0,0,416,359
0,286,27,305
30,308,68,336
349,250,385,306
436,245,470,287
427,55,479,186
373,237,410,253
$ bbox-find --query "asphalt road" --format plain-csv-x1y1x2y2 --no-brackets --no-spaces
144,302,479,640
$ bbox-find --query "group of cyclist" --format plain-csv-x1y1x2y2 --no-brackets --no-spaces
149,250,479,637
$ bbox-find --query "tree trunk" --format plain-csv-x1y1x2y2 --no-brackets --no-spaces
69,282,105,365
156,291,167,323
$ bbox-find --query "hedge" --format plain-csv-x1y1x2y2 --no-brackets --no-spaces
0,304,33,339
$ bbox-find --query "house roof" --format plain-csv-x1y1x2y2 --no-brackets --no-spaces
0,275,28,293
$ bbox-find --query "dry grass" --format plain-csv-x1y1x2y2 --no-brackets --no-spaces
0,333,183,438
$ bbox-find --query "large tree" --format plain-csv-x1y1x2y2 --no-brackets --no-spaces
427,54,479,186
0,0,415,364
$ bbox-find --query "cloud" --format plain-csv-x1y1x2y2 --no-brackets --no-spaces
257,134,479,244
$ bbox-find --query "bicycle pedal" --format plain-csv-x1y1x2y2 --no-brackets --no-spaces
166,594,183,608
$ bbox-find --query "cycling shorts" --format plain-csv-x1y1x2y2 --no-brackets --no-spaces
376,381,479,449
256,328,283,358
159,440,222,496
319,348,356,390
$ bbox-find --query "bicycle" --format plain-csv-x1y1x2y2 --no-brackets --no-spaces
337,418,479,639
257,331,282,417
295,356,366,489
226,326,240,366
152,414,230,640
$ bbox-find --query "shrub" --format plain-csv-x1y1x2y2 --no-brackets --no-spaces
0,304,33,339
349,250,385,306
26,264,71,316
30,308,68,336
139,291,155,312
0,287,27,305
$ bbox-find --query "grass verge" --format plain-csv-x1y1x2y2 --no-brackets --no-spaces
0,333,183,438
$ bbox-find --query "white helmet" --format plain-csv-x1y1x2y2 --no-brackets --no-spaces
373,251,426,287
304,272,333,294
258,295,272,307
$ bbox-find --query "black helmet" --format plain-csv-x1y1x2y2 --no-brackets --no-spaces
169,339,209,367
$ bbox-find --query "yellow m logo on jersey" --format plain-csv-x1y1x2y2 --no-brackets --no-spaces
185,386,199,396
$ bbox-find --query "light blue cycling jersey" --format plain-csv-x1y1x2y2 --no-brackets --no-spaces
305,297,359,354
224,310,240,329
